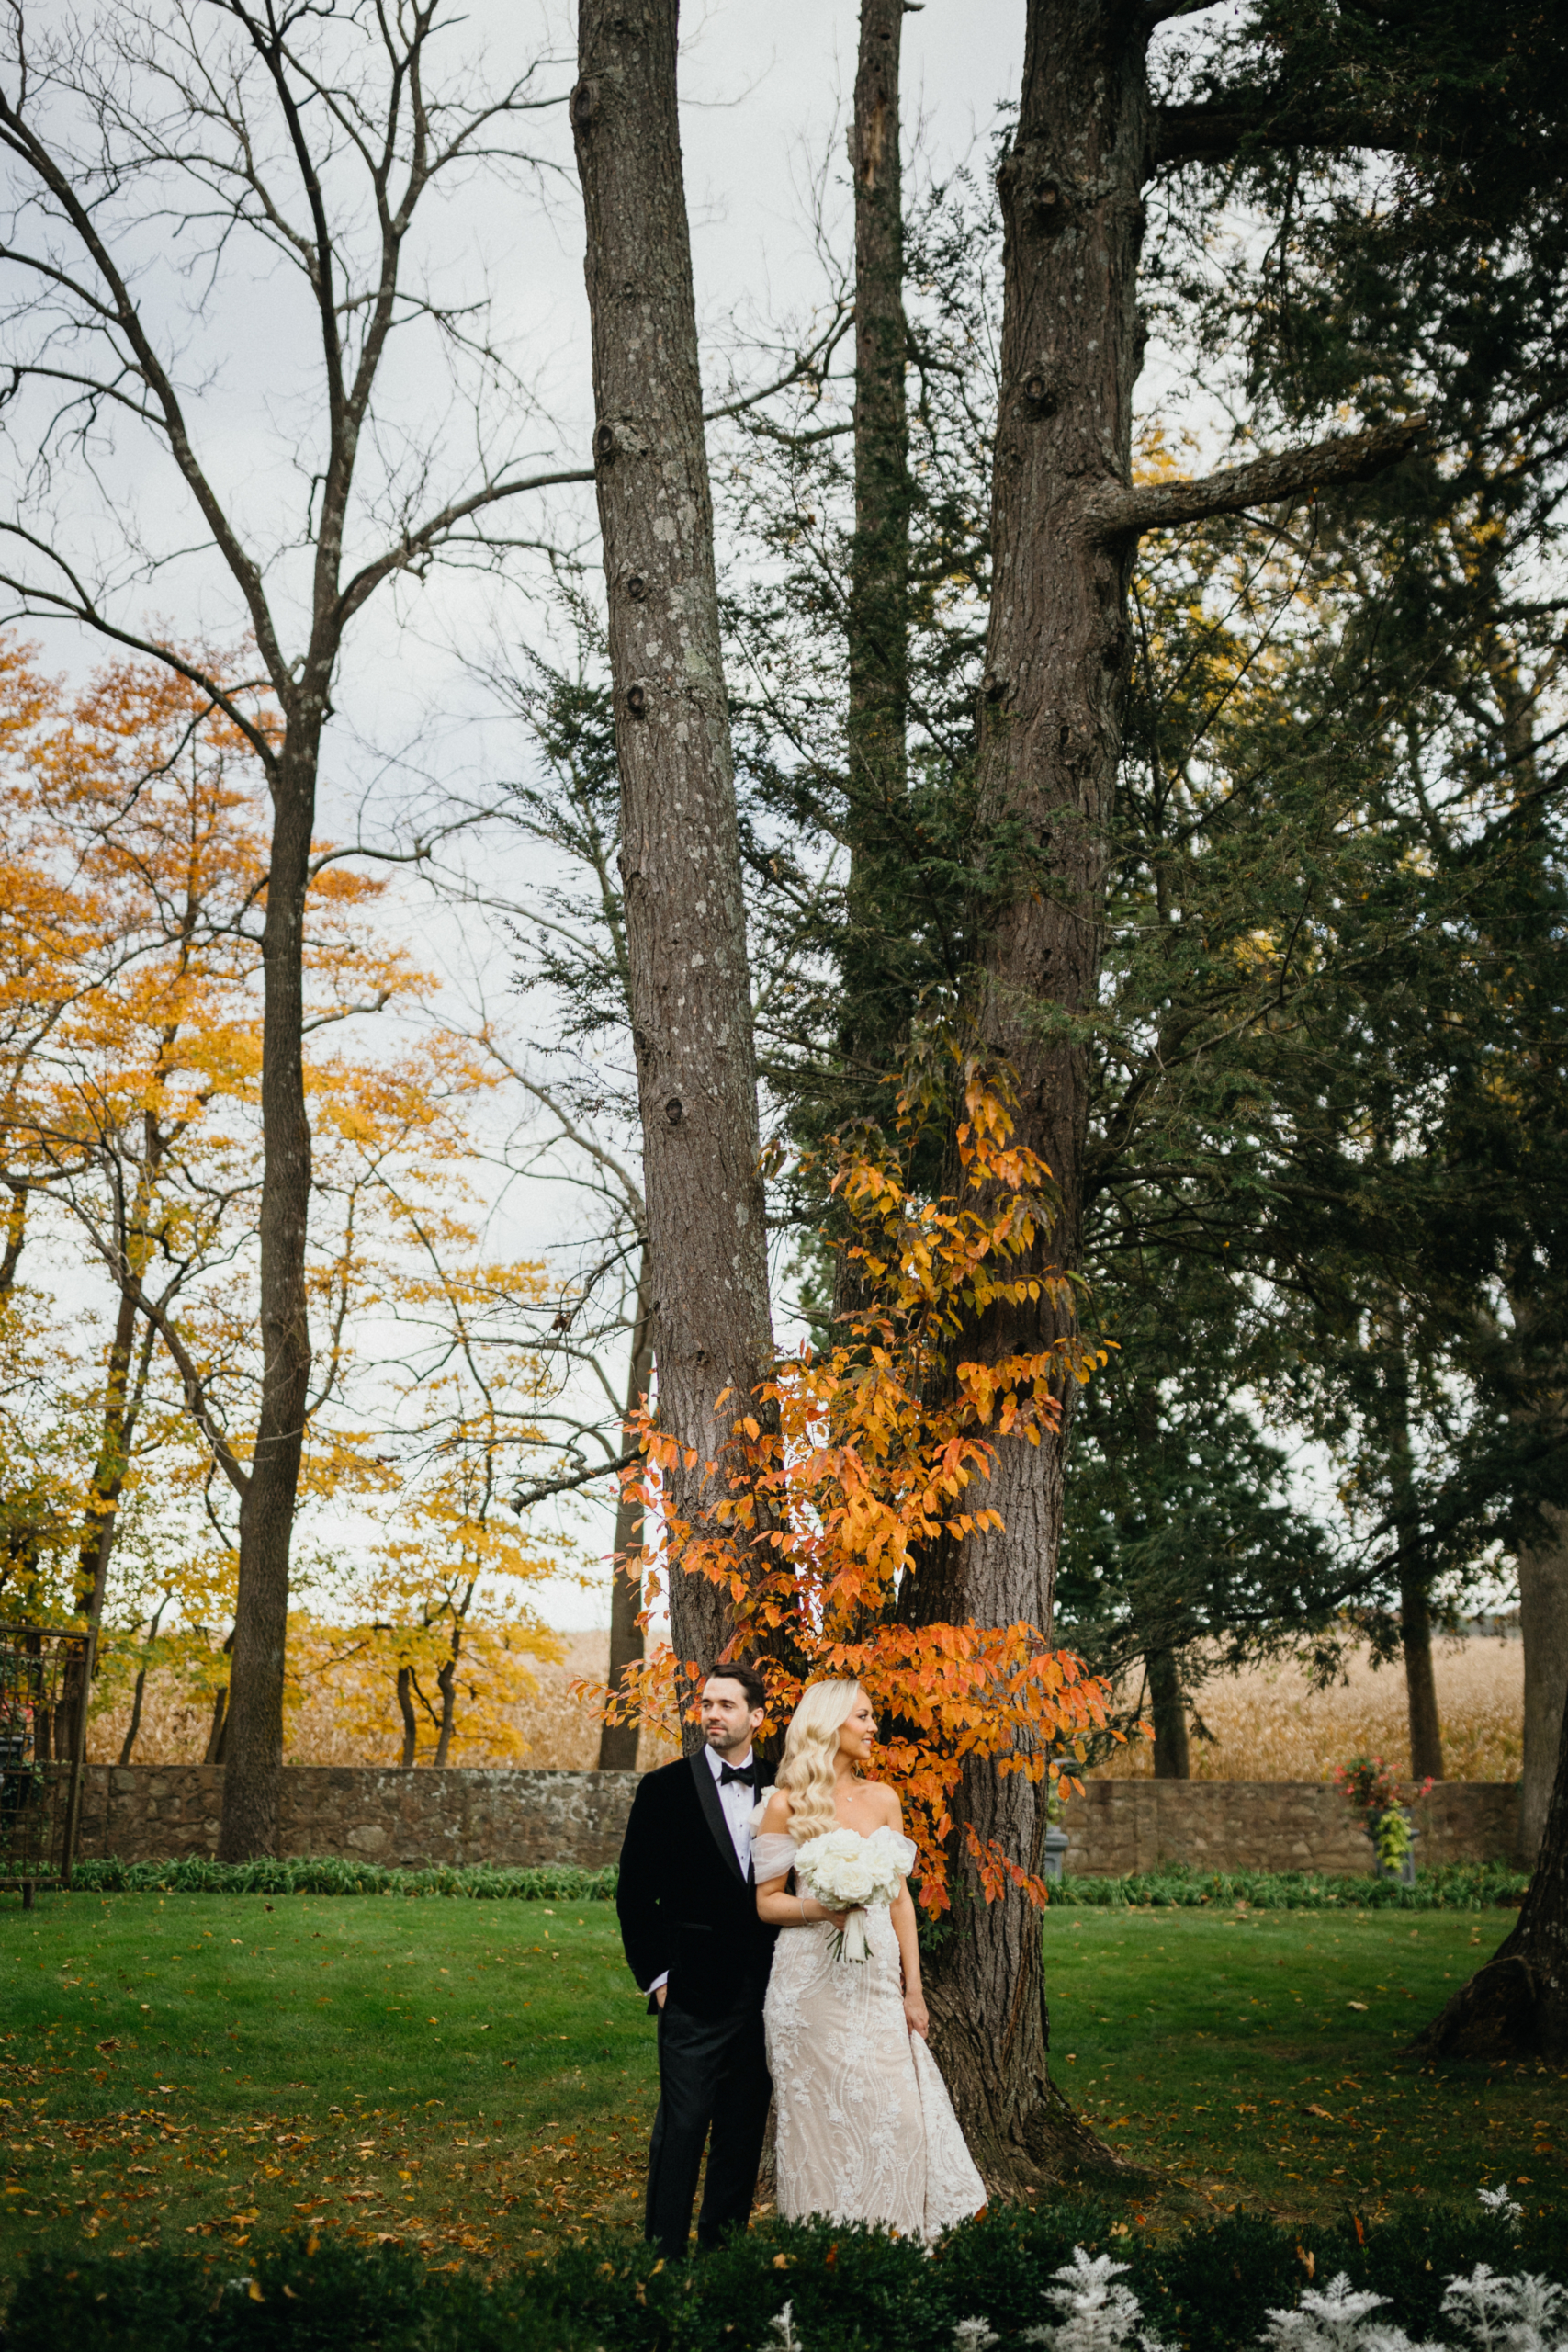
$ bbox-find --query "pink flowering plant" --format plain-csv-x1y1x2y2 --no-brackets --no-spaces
1334,1755,1395,1817
1335,1754,1434,1872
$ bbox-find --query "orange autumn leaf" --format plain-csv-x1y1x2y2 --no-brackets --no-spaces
603,1057,1115,1916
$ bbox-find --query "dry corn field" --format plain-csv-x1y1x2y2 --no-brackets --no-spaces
1094,1635,1522,1781
88,1632,1522,1784
88,1630,678,1772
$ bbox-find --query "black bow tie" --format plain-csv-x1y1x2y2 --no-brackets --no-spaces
718,1760,757,1788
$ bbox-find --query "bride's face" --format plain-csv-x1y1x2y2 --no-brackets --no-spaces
836,1693,876,1765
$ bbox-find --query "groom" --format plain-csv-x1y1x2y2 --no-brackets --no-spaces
615,1659,777,2260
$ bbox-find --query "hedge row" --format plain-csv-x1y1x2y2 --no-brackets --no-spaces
1044,1860,1529,1912
68,1856,618,1900
61,1854,1527,1909
6,2200,1562,2352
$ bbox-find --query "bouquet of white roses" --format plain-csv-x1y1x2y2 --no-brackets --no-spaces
792,1824,908,1962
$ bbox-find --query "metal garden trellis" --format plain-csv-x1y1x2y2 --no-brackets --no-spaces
0,1622,91,1908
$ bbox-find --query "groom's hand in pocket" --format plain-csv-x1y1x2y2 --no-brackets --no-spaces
654,1984,667,2009
904,1990,929,2040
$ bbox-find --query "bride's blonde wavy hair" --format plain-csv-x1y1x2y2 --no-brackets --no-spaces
775,1679,866,1843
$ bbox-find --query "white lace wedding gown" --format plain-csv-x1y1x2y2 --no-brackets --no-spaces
753,1825,987,2240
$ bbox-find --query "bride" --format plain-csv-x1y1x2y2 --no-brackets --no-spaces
752,1679,987,2239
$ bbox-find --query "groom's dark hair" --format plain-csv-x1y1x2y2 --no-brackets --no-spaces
705,1659,767,1713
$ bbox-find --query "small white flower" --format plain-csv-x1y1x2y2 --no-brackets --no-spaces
953,2321,1001,2352
1477,2183,1526,2227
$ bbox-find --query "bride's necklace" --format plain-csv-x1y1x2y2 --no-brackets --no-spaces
835,1775,878,1829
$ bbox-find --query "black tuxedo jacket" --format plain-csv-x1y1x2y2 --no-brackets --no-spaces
616,1752,778,2019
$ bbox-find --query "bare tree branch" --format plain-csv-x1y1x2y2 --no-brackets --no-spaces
510,1445,637,1516
1089,415,1428,538
1153,98,1414,172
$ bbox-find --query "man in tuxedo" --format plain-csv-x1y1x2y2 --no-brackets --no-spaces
615,1660,776,2259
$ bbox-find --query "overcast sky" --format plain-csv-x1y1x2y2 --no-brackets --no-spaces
322,0,1032,1628
8,2,1235,1634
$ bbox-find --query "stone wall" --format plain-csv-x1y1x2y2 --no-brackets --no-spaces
75,1763,1523,1876
76,1764,641,1871
1058,1776,1521,1877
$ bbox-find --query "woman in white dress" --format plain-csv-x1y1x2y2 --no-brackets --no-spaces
752,1679,987,2240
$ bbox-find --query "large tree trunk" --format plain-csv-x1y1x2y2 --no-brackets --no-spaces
949,0,1150,1611
397,1665,419,1769
220,731,318,1857
829,0,914,1340
1387,1337,1444,1781
907,0,1149,2193
599,1280,654,1771
1413,1657,1568,2061
571,0,775,1721
840,0,910,1091
1148,1649,1191,1780
1517,1502,1568,1862
1382,1336,1448,1769
1399,1563,1445,1784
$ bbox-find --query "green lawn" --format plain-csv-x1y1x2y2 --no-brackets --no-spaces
0,1888,659,2290
1044,1904,1565,2220
1,1889,1561,2294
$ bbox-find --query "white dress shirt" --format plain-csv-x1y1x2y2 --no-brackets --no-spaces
648,1744,757,1997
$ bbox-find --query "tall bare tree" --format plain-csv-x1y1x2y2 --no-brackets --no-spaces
901,0,1425,2185
570,0,775,1710
0,0,584,1855
838,0,911,1115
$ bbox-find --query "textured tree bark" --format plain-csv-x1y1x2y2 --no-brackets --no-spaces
1148,1649,1191,1780
1518,1505,1568,1863
571,0,775,1719
907,0,1427,2187
599,1284,654,1771
435,1639,459,1767
220,729,318,1858
904,0,1150,2193
1399,1566,1445,1784
841,0,910,1073
1413,1663,1568,2061
397,1666,419,1769
1387,1339,1444,1781
829,0,913,1340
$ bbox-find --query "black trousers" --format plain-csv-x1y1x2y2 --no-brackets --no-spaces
645,1983,772,2260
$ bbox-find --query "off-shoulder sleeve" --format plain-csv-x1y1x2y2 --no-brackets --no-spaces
889,1830,918,1876
750,1832,798,1883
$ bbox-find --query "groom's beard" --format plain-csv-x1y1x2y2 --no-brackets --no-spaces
703,1725,750,1757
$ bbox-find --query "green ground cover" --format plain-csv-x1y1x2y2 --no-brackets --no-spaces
1042,1902,1562,2214
1,1887,1561,2301
0,1888,657,2290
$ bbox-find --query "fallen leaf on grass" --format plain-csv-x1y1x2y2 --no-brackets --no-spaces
1348,2001,1369,2011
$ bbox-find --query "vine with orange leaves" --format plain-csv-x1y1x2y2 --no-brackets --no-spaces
601,1053,1132,1917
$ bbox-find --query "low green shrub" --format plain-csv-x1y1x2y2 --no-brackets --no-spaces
67,1855,617,1902
6,2199,1562,2351
62,1855,1525,1909
2,2233,539,2352
1048,1860,1528,1911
